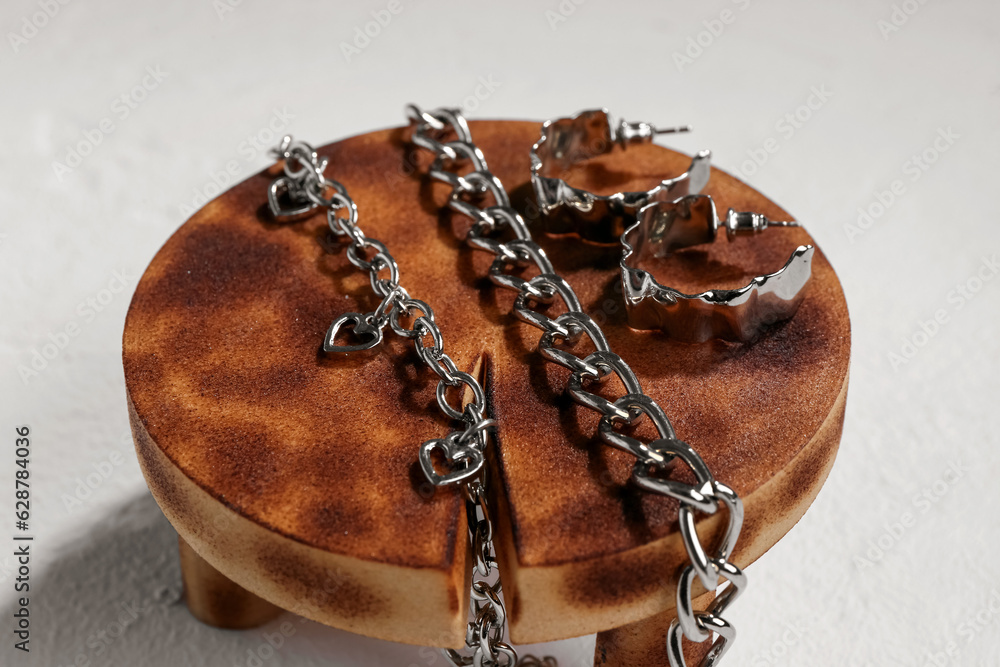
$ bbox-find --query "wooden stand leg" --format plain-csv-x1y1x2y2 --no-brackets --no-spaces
178,535,284,629
594,592,715,667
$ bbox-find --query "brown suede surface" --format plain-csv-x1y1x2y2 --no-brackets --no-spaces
124,119,849,611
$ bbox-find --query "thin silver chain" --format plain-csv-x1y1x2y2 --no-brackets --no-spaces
407,106,747,667
268,136,542,667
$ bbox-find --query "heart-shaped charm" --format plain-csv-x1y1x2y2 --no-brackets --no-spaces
267,176,318,222
419,433,484,487
323,313,383,354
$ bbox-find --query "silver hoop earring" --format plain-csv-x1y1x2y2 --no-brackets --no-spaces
621,194,815,343
530,108,711,244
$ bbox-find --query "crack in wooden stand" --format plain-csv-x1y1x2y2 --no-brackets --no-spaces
123,120,850,665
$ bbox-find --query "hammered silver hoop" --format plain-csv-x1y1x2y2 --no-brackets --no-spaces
529,108,711,245
621,194,815,343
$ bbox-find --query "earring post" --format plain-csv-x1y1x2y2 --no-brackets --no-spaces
653,125,692,135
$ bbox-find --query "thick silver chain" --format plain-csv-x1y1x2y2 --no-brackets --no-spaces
407,106,747,667
268,136,538,667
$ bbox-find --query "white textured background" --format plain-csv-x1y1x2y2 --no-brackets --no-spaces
2,1,998,665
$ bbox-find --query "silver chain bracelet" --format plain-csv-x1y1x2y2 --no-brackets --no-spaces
267,136,540,667
406,105,746,667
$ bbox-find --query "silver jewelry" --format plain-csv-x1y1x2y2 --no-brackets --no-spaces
268,136,492,476
409,105,745,667
621,195,815,343
529,108,711,244
267,134,540,667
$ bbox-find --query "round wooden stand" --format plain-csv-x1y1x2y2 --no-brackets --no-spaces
123,120,850,665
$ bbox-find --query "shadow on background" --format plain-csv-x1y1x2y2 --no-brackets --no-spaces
0,491,591,666
0,491,341,667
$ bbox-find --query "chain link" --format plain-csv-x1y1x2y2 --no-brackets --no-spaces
408,106,747,667
443,478,520,667
269,135,539,667
269,136,490,443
